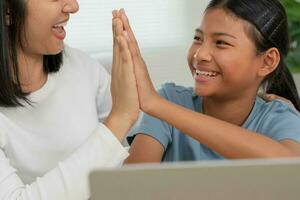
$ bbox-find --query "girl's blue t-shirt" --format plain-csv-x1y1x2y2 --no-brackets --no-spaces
127,83,300,161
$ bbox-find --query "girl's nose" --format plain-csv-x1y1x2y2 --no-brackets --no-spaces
193,44,212,63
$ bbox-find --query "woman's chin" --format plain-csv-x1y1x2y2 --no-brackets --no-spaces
47,45,64,55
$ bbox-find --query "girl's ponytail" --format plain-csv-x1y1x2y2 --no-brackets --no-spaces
266,60,300,111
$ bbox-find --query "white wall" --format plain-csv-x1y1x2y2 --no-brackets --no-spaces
65,0,300,92
65,0,210,88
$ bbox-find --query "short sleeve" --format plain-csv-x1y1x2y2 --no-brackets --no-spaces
258,101,300,143
127,88,173,150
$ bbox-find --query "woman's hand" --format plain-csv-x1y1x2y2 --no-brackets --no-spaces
260,93,296,110
116,9,160,113
104,14,140,141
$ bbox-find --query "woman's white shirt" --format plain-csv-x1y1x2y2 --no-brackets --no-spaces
0,46,128,200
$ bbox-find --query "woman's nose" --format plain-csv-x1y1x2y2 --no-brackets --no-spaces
63,0,79,14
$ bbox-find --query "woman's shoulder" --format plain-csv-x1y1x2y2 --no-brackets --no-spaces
63,45,96,63
0,111,16,149
62,45,107,73
61,45,109,82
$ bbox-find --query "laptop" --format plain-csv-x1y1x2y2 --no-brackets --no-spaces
89,158,300,200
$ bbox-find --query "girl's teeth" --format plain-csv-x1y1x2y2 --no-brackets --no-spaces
195,69,217,77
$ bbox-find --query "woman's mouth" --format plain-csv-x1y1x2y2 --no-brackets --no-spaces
52,21,67,40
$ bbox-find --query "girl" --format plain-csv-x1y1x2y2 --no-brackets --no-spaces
0,0,138,199
116,0,300,163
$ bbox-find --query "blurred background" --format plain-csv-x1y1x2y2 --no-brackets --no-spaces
65,0,208,88
65,0,300,91
282,0,300,73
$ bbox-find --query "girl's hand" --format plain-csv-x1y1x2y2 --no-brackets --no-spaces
105,14,140,141
117,9,160,113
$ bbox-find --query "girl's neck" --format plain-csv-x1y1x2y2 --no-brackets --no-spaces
17,49,47,93
202,93,257,126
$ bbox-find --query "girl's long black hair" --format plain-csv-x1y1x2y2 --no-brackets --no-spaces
0,0,62,107
206,0,300,111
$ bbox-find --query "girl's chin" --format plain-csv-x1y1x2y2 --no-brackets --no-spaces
194,85,213,97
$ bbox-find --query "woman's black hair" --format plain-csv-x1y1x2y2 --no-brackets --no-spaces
206,0,300,111
0,0,62,107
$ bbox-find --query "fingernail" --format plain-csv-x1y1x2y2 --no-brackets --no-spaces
264,94,272,99
120,8,125,14
112,10,118,18
120,8,128,20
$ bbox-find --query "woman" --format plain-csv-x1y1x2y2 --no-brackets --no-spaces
114,0,300,163
0,0,138,199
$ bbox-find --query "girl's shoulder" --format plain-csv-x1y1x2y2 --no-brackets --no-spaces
246,97,300,131
250,97,300,142
159,82,194,96
157,82,199,106
255,97,299,117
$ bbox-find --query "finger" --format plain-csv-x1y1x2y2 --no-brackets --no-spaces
112,19,120,76
112,10,118,19
262,93,293,105
119,13,141,62
117,35,133,68
114,18,123,37
119,9,141,56
123,30,140,60
113,19,123,71
117,36,136,85
112,16,123,45
120,9,137,43
117,9,122,18
264,94,279,101
112,19,119,57
260,93,276,102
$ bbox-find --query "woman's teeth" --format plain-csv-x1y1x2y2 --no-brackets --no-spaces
195,69,217,77
53,22,67,28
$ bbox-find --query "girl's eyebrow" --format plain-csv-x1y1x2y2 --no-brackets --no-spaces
195,28,236,39
212,32,236,39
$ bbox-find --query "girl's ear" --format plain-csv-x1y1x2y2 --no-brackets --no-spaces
257,48,280,77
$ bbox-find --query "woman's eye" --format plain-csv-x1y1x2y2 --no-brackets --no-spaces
216,40,230,46
193,36,203,43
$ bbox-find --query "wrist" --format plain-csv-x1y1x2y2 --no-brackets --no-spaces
104,112,136,142
141,93,162,114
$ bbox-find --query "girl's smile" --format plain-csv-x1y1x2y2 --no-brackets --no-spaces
187,8,262,99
